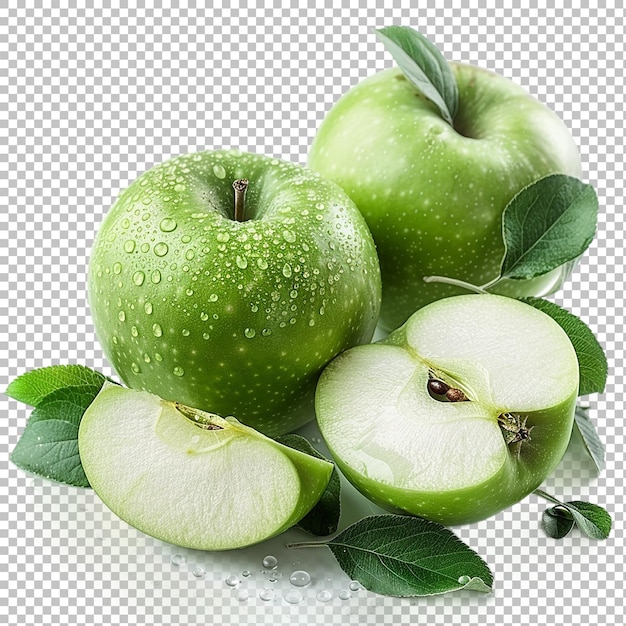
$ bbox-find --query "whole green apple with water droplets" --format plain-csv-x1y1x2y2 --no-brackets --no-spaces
88,149,381,436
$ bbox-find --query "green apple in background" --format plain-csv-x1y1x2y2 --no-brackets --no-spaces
315,294,579,526
79,383,334,550
309,26,584,331
88,149,381,436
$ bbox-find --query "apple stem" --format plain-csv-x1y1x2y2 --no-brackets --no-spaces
232,178,249,222
423,275,488,294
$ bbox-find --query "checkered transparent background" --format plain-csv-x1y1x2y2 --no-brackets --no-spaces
1,3,623,624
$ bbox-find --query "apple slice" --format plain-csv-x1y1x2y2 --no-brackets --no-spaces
315,294,579,525
78,383,333,550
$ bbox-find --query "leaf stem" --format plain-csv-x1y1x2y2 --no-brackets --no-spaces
286,541,329,550
422,275,489,294
533,488,562,505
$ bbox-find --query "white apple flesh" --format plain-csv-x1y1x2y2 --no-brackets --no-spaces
78,384,333,550
315,294,579,525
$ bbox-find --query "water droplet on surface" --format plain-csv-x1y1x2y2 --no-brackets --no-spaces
282,230,296,243
225,574,240,587
259,589,274,602
131,325,139,337
261,328,272,337
236,255,248,269
349,581,362,592
213,164,226,179
262,555,278,570
338,589,351,601
193,566,205,578
257,258,268,270
173,366,185,377
141,242,150,253
144,302,153,315
316,590,332,602
121,218,130,229
170,554,186,567
458,575,471,585
124,240,136,253
241,570,251,578
289,570,311,587
185,288,194,297
160,217,177,232
151,270,162,284
236,589,249,602
200,312,209,321
132,271,145,286
282,263,292,278
209,293,219,302
244,328,256,339
154,242,169,257
113,262,122,275
118,311,126,322
174,183,186,193
284,590,304,604
181,235,192,244
152,323,163,337
185,249,195,260
131,362,141,374
216,232,230,243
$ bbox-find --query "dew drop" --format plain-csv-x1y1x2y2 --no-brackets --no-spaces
118,310,126,322
282,263,292,278
192,566,205,578
225,574,240,587
209,293,219,302
244,328,256,339
143,353,151,363
154,242,169,257
159,217,178,232
132,271,145,286
185,249,195,260
200,312,209,321
141,242,150,253
121,218,130,229
349,581,362,592
316,590,332,602
144,302,153,315
173,366,185,377
257,258,268,270
131,325,139,337
236,589,249,602
170,554,186,567
131,362,141,374
236,255,248,269
181,329,190,337
152,323,163,337
216,232,230,243
174,183,186,193
262,555,278,570
261,328,272,336
151,270,162,284
282,230,296,243
155,353,163,362
241,570,251,578
113,262,122,275
181,235,192,244
213,164,226,179
186,288,194,297
124,240,136,253
284,590,304,604
458,575,471,585
289,570,311,587
259,589,274,602
338,590,351,601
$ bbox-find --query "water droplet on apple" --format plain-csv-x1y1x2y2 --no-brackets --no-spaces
173,366,184,377
185,249,195,260
154,242,169,257
209,293,219,302
118,310,126,322
143,353,151,363
152,323,163,337
131,362,141,374
213,164,226,179
113,262,122,275
174,183,185,193
170,554,185,567
284,590,304,604
141,242,150,253
261,328,272,336
155,353,163,361
262,555,278,569
202,332,210,340
282,230,296,243
181,234,191,243
131,325,139,337
121,218,130,229
124,240,136,253
244,328,256,339
282,263,292,278
144,302,153,315
316,590,332,602
200,312,209,321
132,271,145,286
181,329,190,337
151,270,161,284
159,217,177,232
216,232,230,243
185,289,194,297
257,258,268,270
289,570,311,587
236,255,248,269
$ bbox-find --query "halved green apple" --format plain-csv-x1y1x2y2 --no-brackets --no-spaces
315,294,579,525
78,383,333,550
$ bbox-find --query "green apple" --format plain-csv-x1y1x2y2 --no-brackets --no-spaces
88,149,381,436
315,294,579,525
308,32,583,331
78,383,334,550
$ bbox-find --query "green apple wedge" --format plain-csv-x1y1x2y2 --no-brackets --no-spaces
315,294,579,526
309,36,583,331
88,149,381,436
78,383,333,550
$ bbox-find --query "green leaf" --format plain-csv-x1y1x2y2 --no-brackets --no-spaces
376,26,458,126
542,507,575,539
535,490,612,540
5,365,106,407
9,378,105,487
519,297,607,396
499,174,598,281
276,434,341,536
289,515,493,597
573,405,605,473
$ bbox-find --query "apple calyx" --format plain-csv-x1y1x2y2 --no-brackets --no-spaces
232,178,249,222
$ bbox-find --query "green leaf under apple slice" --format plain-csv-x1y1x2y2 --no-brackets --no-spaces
78,383,334,550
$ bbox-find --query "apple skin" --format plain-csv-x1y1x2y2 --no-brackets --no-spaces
315,294,579,526
88,149,381,436
308,63,583,331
